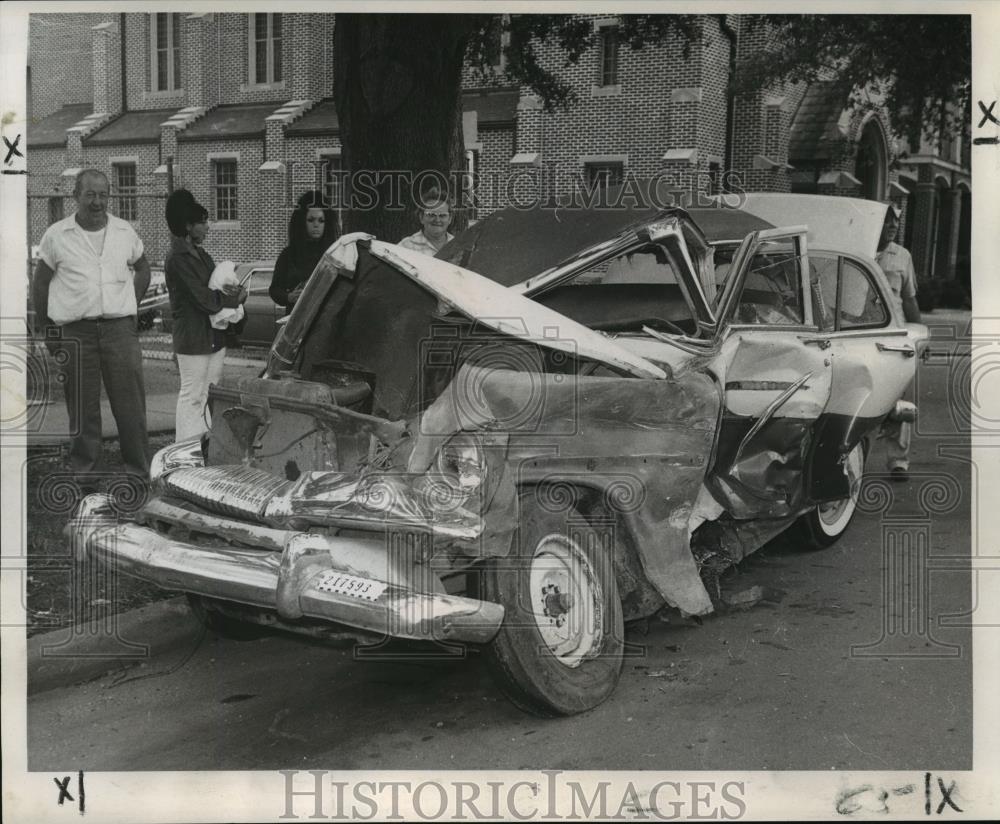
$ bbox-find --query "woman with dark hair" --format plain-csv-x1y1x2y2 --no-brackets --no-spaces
164,188,246,441
269,190,339,312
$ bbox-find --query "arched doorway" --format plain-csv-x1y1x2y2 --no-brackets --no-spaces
854,118,889,201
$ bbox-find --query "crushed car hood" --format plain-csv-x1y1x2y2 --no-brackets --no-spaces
282,236,667,409
368,242,666,380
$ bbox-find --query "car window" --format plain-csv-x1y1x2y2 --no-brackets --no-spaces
734,238,804,325
809,254,838,332
839,259,888,329
570,243,679,286
248,269,273,296
712,244,738,293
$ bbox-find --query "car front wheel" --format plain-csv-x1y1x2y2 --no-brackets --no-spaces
482,492,624,716
797,439,867,549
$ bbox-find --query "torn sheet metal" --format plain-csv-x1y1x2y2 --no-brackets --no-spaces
412,363,723,616
163,465,485,541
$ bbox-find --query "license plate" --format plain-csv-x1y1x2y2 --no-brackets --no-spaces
314,570,388,602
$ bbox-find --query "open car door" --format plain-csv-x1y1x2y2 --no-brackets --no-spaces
706,226,835,520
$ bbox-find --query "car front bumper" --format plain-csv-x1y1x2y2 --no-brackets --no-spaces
67,494,504,645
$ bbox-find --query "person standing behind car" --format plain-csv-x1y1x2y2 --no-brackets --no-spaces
164,189,246,442
269,190,339,313
398,195,454,256
31,168,152,479
876,206,921,481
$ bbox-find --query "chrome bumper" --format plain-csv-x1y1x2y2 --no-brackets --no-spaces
67,494,503,644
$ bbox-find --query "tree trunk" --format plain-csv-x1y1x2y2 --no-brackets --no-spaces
334,14,477,242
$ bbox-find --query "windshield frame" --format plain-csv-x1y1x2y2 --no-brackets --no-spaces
515,215,718,341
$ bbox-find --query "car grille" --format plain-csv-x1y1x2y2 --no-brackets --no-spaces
163,466,292,523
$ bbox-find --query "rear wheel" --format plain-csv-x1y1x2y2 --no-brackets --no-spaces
796,439,866,549
482,493,624,716
186,594,267,641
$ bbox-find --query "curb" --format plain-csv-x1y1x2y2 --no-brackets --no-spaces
27,596,203,695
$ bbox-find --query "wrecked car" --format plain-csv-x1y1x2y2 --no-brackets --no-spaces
68,192,927,716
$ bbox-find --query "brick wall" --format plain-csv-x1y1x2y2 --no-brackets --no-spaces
217,13,295,106
285,134,343,199
80,142,169,264
176,137,265,264
459,16,748,207
472,126,515,218
123,13,187,112
285,14,336,100
28,13,112,119
27,147,69,246
730,17,797,193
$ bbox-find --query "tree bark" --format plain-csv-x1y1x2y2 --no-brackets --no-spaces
334,14,477,242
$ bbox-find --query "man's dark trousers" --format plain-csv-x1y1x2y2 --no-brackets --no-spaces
56,316,150,477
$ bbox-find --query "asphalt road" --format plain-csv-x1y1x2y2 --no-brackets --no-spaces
26,318,975,772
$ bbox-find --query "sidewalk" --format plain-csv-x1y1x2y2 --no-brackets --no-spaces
26,392,184,444
26,352,265,446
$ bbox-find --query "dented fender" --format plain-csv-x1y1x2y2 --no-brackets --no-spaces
412,363,722,615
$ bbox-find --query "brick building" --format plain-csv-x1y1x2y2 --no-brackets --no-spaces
27,12,970,297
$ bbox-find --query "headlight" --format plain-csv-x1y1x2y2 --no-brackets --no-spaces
435,433,487,497
150,436,205,482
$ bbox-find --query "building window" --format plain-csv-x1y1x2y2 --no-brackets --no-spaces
482,15,509,70
585,161,624,189
319,154,342,207
213,160,239,221
151,13,182,92
463,148,480,211
112,163,138,222
599,25,620,86
251,13,283,85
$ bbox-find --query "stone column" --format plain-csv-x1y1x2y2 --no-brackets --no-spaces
909,179,937,281
943,187,962,281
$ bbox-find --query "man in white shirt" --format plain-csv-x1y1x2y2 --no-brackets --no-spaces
875,207,921,481
398,197,454,256
32,169,152,477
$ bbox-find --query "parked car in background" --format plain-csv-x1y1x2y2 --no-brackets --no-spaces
233,261,282,347
69,191,927,717
29,250,170,334
138,267,170,330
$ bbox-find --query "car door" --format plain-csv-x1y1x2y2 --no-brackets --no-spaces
241,266,280,346
706,227,835,519
803,252,918,502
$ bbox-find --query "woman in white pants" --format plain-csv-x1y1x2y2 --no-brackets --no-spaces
164,190,246,442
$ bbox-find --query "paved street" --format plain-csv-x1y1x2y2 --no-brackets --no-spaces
24,313,975,772
24,334,266,443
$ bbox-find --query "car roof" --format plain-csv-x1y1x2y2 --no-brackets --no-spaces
439,200,774,287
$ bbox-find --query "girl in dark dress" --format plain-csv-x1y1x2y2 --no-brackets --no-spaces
269,190,339,312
